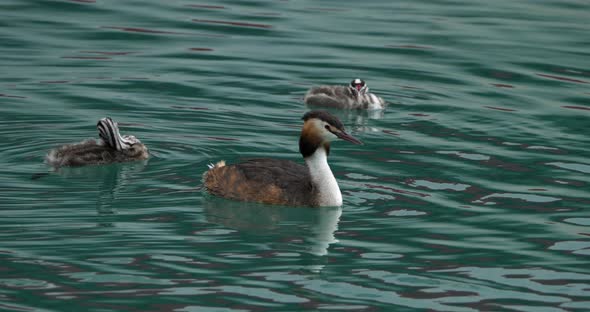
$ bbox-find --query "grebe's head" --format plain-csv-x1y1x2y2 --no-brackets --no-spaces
349,78,368,96
300,110,362,157
97,117,141,151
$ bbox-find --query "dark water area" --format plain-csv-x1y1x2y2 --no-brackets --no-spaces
1,0,589,311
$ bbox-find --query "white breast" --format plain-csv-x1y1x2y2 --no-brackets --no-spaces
305,148,343,207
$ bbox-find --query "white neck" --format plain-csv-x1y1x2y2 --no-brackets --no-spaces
304,147,343,207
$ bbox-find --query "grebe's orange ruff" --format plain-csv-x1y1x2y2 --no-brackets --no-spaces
204,111,362,207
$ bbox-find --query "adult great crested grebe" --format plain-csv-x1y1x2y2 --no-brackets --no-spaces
45,117,148,168
304,78,386,110
203,111,362,207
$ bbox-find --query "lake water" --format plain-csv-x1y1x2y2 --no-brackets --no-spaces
1,0,589,311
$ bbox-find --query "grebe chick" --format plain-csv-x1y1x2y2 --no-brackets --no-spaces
204,111,363,207
45,117,148,168
304,78,386,110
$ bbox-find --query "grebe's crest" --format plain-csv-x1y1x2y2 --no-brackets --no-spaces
349,78,368,95
303,110,345,132
97,117,140,151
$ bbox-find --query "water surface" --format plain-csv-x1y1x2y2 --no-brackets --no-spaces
1,0,589,311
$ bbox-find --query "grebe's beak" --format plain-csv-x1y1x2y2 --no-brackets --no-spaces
335,130,363,145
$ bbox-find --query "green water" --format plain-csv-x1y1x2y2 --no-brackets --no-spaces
1,0,589,311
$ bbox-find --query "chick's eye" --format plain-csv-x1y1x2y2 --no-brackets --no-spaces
325,125,331,131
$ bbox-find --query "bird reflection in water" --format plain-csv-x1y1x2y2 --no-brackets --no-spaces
204,199,342,257
51,160,148,217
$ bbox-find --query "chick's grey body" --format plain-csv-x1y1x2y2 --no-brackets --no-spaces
304,79,386,110
45,117,149,168
46,139,148,168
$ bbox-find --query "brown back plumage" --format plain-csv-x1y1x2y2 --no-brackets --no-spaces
204,159,316,206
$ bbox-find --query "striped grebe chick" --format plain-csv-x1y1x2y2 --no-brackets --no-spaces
304,78,386,110
204,111,362,207
45,117,148,168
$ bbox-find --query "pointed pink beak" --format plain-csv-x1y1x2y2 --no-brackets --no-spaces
335,130,363,145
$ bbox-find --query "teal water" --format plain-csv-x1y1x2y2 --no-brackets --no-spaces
1,0,589,311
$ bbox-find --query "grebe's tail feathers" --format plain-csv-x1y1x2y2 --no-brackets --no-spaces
207,160,225,170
